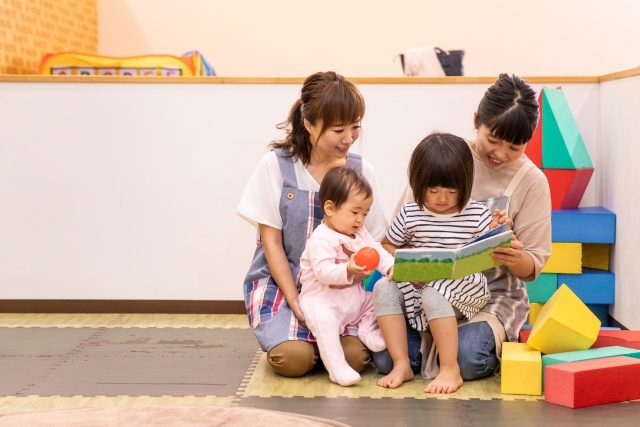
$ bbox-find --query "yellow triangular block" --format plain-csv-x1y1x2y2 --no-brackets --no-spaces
501,342,542,395
527,284,600,354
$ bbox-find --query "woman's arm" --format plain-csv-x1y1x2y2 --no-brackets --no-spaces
259,223,305,322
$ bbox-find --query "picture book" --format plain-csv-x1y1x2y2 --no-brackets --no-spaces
393,224,513,282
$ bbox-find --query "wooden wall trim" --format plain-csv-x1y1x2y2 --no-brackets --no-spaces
0,75,601,84
0,300,246,314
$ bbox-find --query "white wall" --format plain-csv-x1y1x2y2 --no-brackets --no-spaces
97,0,640,77
0,80,601,303
599,75,640,329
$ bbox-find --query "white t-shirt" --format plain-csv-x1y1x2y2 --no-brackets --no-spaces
236,151,389,240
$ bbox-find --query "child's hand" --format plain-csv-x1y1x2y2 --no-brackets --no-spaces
347,254,372,282
411,281,427,290
386,266,394,280
490,208,512,230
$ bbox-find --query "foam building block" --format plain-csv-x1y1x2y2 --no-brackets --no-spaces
540,88,593,169
586,304,610,327
524,91,543,168
501,342,542,395
541,346,640,388
522,327,622,345
528,302,544,325
527,284,600,354
541,243,582,274
526,273,557,303
544,168,594,210
591,330,640,350
582,244,611,270
544,356,640,408
551,207,616,244
558,269,615,304
519,327,532,343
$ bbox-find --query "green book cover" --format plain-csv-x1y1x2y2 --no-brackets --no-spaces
393,225,513,282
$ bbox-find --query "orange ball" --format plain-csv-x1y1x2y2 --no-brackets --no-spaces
354,247,380,271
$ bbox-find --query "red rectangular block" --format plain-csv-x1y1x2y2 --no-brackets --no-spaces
591,330,640,350
544,356,640,408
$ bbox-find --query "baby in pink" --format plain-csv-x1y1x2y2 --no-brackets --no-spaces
299,167,394,386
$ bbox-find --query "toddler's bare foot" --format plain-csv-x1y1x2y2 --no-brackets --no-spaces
424,366,463,394
377,362,414,389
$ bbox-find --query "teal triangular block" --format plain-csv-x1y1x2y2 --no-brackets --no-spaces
542,89,592,169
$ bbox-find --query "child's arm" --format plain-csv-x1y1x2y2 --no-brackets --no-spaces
381,235,400,256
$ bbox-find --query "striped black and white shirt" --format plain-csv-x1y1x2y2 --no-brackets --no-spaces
387,200,492,331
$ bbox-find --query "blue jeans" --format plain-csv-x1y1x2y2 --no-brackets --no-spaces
372,320,498,380
371,319,422,374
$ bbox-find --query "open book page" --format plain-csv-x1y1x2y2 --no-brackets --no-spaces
393,226,513,282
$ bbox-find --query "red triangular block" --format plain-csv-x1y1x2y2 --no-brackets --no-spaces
544,168,594,209
525,92,543,168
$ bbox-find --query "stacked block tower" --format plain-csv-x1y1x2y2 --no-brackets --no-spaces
524,88,616,327
499,88,640,408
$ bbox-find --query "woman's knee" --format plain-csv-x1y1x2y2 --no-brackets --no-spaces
340,336,371,372
457,322,498,380
267,340,318,377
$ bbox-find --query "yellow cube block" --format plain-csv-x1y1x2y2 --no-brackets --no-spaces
527,284,600,354
582,243,610,270
528,303,545,325
542,243,582,274
501,342,542,395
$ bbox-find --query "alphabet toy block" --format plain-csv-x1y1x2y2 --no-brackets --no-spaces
582,244,611,270
526,273,557,303
558,269,615,304
544,356,640,408
528,284,600,354
551,207,616,244
591,330,640,350
528,302,545,325
541,243,582,274
541,346,640,388
541,88,593,169
501,342,542,395
544,168,594,210
524,91,543,168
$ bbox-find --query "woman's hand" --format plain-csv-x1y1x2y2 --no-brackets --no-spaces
491,234,535,278
288,298,306,324
491,234,523,266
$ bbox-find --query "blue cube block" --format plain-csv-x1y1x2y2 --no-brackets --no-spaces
551,206,616,243
558,269,615,304
587,304,610,327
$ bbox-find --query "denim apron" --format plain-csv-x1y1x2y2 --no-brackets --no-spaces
243,148,363,351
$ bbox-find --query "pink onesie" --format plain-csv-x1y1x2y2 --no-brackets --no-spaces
299,222,394,386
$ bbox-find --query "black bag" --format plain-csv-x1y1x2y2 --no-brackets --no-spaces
399,47,465,76
434,47,465,76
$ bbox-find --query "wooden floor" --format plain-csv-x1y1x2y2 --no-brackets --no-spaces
1,313,639,426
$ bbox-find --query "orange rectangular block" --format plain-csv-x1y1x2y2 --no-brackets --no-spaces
544,356,640,408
